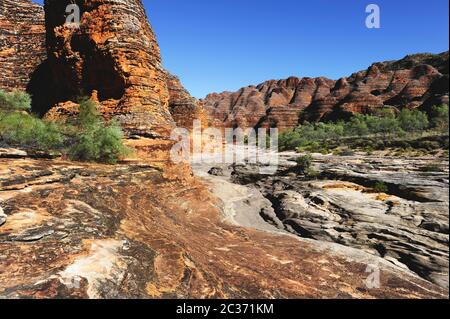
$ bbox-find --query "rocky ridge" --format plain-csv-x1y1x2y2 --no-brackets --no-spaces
201,52,449,129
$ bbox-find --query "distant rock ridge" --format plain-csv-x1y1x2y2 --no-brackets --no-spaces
201,52,449,130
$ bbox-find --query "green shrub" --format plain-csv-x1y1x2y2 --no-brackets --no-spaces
373,181,388,193
0,111,64,149
339,148,355,157
69,99,130,164
295,154,313,174
346,116,369,137
306,168,321,178
398,109,429,132
430,105,449,132
419,164,441,172
417,140,441,151
0,90,32,111
77,97,102,129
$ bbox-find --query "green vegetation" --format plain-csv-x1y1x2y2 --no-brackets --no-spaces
69,98,130,164
419,163,442,173
0,90,32,111
279,105,449,155
0,112,64,149
0,91,130,164
372,181,389,193
295,154,313,174
430,104,449,132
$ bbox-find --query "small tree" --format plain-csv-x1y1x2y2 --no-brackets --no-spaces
69,99,130,164
78,97,102,128
398,109,429,132
346,115,370,137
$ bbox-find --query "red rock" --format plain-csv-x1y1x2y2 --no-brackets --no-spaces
202,52,449,129
165,72,208,130
0,0,46,92
40,0,175,139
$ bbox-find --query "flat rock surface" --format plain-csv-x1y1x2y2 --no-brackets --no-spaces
0,157,447,298
222,152,449,289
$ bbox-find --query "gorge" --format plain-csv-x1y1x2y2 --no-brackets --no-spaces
0,0,448,299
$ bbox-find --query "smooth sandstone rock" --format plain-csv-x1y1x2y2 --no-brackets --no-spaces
229,153,449,289
0,157,447,298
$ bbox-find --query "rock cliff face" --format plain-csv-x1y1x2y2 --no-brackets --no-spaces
165,72,208,130
202,52,449,129
39,0,174,139
0,0,46,92
0,0,203,138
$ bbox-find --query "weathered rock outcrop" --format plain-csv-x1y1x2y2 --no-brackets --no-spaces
223,152,449,289
202,52,449,129
165,72,208,130
0,156,447,298
38,0,174,139
0,0,204,138
0,0,46,92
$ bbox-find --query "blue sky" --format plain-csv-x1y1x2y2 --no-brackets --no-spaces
32,0,449,98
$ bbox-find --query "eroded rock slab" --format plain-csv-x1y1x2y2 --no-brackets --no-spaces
0,157,447,299
227,153,449,289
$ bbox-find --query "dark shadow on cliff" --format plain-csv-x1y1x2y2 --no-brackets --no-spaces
27,59,57,117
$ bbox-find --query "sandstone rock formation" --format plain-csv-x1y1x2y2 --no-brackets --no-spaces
165,72,208,130
39,0,175,139
0,156,447,298
0,0,205,139
0,0,46,92
221,152,449,289
202,52,449,129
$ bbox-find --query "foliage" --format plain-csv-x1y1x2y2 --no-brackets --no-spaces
372,181,388,193
295,154,313,174
0,111,64,149
69,99,130,164
419,164,441,173
430,105,449,132
0,91,130,164
397,109,429,132
0,90,32,111
279,106,448,153
77,97,102,129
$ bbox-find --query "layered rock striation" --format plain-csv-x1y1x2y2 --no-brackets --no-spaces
0,0,46,92
40,0,174,138
0,155,447,298
0,0,204,139
202,52,449,129
165,72,208,130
